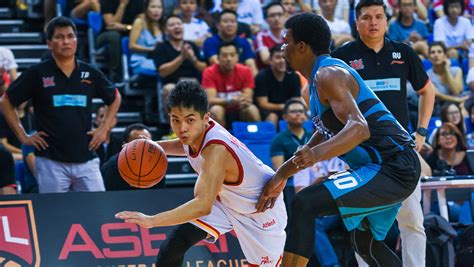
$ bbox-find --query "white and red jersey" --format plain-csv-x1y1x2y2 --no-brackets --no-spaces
183,120,280,214
254,29,283,53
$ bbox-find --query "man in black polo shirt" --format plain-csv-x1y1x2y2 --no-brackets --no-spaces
1,17,121,193
331,0,435,266
255,45,301,127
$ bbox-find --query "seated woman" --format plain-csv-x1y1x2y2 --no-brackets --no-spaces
129,0,163,76
429,102,467,145
428,42,466,106
425,122,473,223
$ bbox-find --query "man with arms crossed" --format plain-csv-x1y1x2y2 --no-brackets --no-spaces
116,80,287,266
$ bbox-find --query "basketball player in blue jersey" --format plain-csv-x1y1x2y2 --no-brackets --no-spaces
256,13,420,266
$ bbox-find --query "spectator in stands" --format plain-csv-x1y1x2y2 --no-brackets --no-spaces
270,99,310,205
202,42,260,128
428,42,467,105
97,0,144,82
153,15,207,116
427,121,472,175
429,102,467,144
0,47,18,84
433,0,474,62
209,0,253,39
179,0,211,47
203,10,257,76
319,0,354,47
93,104,120,165
129,0,163,76
464,99,474,148
255,45,301,127
255,3,285,66
388,0,429,58
234,0,264,34
314,0,350,23
71,0,101,20
0,146,16,195
1,17,121,193
281,0,313,22
102,123,164,190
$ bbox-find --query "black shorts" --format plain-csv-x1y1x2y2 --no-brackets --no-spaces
0,146,15,188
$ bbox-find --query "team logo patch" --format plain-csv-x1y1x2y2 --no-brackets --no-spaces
260,256,274,265
390,60,405,65
349,59,364,70
80,79,92,84
0,201,41,267
42,76,55,88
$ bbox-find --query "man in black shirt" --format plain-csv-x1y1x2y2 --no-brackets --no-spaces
153,15,206,117
97,0,144,81
331,0,435,266
255,45,301,127
1,17,121,193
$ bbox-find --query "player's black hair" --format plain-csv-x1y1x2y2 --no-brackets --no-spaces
122,123,151,143
45,16,77,41
355,0,387,19
284,13,331,55
218,41,239,55
264,2,285,18
443,0,464,16
168,80,209,116
283,98,306,114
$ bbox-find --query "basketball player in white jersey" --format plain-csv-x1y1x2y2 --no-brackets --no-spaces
116,80,287,266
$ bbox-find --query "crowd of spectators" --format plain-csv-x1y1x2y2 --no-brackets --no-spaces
2,0,474,265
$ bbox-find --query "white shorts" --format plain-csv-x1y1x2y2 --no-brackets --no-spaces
191,199,287,266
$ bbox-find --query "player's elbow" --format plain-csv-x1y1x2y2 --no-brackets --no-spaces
352,119,370,142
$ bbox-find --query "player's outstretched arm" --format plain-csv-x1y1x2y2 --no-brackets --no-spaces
157,139,186,156
293,66,370,169
116,144,227,228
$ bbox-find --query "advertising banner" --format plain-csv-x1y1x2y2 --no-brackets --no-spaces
0,189,249,267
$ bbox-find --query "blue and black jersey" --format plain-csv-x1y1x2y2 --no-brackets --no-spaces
309,55,414,169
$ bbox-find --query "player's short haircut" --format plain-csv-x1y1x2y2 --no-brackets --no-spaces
45,16,77,41
283,98,306,114
270,44,283,57
264,2,285,18
122,123,151,143
218,42,239,55
284,13,331,55
168,80,209,116
219,9,238,22
443,0,464,16
355,0,387,19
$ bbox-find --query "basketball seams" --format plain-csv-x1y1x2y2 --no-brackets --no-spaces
140,145,165,177
138,140,146,187
123,142,139,177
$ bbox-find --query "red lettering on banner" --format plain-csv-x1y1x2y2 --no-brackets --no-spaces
102,223,142,258
59,224,104,259
140,228,166,256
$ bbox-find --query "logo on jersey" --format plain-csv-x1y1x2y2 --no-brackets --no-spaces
80,72,90,79
391,52,405,64
260,256,274,265
349,59,364,70
42,76,55,88
262,219,276,229
0,201,41,267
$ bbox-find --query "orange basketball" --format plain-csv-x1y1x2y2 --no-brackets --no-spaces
118,139,168,188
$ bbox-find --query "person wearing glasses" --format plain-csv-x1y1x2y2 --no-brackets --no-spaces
255,2,285,67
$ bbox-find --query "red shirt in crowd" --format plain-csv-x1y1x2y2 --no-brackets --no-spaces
202,63,255,98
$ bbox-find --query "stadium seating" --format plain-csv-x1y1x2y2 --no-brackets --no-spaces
231,121,277,166
87,11,106,68
278,120,314,133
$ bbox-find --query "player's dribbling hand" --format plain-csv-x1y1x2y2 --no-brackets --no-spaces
292,145,315,169
256,175,286,213
115,211,155,228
